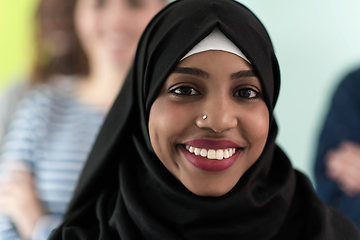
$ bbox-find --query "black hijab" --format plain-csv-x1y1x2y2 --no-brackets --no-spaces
50,0,360,239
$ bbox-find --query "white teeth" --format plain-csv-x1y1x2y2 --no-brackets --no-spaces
200,149,207,157
208,150,216,159
223,149,230,158
184,145,238,160
189,146,195,153
216,149,223,160
194,148,201,156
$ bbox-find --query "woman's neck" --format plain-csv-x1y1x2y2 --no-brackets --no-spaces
76,60,128,110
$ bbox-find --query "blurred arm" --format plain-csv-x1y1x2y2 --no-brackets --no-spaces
314,70,360,205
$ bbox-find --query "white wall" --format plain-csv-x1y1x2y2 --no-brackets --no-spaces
237,0,360,183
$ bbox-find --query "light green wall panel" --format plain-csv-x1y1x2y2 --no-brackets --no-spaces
0,0,39,91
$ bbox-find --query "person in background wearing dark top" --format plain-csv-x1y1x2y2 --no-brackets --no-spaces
49,0,360,239
314,67,360,228
0,0,167,239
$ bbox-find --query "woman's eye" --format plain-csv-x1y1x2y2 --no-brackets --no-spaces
95,0,106,8
169,86,199,96
234,88,259,99
127,0,144,9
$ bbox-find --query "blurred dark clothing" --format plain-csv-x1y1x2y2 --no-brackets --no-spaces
315,67,360,228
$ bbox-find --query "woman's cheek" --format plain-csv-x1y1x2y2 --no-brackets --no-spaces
241,104,269,148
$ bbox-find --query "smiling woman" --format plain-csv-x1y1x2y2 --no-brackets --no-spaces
149,49,269,197
49,0,360,239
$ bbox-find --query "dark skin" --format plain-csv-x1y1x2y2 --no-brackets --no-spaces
149,51,269,197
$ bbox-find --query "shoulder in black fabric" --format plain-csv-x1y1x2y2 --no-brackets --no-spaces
49,0,360,239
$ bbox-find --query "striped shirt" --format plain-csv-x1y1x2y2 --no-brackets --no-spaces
0,76,106,240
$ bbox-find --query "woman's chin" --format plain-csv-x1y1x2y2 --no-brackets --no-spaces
183,179,236,197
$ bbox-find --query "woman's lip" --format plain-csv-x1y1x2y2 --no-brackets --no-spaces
183,139,241,149
180,146,240,172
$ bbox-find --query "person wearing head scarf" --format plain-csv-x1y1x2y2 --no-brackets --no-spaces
49,0,360,239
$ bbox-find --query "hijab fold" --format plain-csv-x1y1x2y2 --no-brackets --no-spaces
50,0,360,239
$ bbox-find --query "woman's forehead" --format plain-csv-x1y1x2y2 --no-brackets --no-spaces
168,50,262,88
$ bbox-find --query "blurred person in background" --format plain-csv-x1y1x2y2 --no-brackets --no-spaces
0,0,87,148
0,0,167,239
314,68,360,228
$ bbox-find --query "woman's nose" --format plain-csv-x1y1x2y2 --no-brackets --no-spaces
102,3,132,31
195,97,238,133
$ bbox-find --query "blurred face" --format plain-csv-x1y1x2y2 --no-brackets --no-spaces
75,0,165,69
149,51,269,197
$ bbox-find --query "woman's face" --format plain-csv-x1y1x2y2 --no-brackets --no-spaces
149,51,270,197
75,0,165,69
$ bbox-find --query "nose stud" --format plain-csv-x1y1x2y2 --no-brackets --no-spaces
202,115,207,120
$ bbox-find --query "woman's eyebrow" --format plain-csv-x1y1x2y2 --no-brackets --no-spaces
230,70,256,79
172,67,209,78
